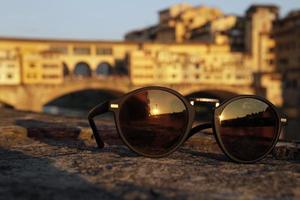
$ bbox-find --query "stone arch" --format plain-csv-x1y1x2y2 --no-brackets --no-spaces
43,89,125,113
73,62,92,77
96,62,113,76
38,78,130,112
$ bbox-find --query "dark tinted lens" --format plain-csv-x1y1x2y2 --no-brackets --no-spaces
217,98,278,161
119,89,188,156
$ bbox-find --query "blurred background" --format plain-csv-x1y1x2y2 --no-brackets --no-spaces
0,0,299,140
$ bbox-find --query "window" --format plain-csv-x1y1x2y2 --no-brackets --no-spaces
7,64,14,68
73,47,91,55
43,64,58,69
195,74,200,79
172,74,177,78
42,74,60,79
134,74,153,79
268,59,274,65
236,75,245,80
279,58,289,65
50,46,68,54
195,63,200,69
96,47,113,55
292,79,298,89
27,74,37,78
30,63,36,68
7,74,13,79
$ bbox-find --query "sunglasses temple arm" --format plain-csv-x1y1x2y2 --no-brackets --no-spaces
87,101,110,148
186,123,213,140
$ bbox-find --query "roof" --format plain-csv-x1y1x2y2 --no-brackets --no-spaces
246,4,279,14
0,36,138,45
0,36,221,46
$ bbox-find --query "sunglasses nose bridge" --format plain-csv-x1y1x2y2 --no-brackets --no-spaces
280,117,288,126
110,103,119,109
189,98,220,107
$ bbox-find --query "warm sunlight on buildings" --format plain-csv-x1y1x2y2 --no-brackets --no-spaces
0,3,299,114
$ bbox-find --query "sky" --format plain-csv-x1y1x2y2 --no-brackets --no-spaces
0,0,299,40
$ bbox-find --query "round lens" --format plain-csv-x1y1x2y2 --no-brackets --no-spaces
119,89,188,156
216,97,278,161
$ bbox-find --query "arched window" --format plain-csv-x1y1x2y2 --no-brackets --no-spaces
96,62,113,76
74,62,92,77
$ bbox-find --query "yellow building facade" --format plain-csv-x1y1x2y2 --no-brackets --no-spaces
129,43,252,87
0,48,21,85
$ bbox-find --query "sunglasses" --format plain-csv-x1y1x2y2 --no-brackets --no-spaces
88,86,287,163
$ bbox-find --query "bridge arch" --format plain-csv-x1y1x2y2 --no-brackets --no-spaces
0,77,131,112
96,62,113,76
74,62,92,77
44,88,125,114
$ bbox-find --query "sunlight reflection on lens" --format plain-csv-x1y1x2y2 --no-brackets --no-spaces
150,104,160,116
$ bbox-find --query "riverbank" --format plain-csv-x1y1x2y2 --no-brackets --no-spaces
0,108,300,199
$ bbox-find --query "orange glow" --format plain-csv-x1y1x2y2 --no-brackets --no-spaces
151,107,160,116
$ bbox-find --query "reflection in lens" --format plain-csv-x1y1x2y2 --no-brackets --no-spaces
119,89,188,156
217,98,277,161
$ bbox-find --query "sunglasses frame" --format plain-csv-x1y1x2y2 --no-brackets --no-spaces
213,95,284,163
89,86,195,158
88,86,287,163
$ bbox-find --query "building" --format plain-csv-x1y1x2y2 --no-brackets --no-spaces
242,5,282,107
129,42,252,86
0,38,140,85
245,5,278,72
273,10,300,119
125,3,223,43
190,15,246,51
22,50,64,84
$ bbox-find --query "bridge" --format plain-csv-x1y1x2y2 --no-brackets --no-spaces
0,76,255,112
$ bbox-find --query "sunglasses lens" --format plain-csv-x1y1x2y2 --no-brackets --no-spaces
119,89,188,156
217,98,278,161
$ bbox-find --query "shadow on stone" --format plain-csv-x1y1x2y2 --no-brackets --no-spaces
15,119,81,139
15,119,140,158
100,145,140,158
0,147,116,200
15,119,95,150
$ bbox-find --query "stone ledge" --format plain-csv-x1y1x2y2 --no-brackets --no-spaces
0,108,300,200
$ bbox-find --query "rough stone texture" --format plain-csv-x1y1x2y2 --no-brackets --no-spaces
0,108,300,200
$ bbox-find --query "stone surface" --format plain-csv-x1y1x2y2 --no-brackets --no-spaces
0,108,300,200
